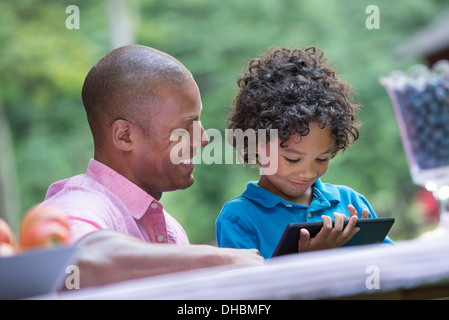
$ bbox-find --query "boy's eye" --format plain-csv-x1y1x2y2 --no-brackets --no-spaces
284,157,299,163
283,156,330,163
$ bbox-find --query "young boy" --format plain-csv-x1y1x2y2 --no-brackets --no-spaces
216,47,393,259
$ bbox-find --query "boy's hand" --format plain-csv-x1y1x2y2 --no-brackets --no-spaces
347,204,370,219
297,205,369,253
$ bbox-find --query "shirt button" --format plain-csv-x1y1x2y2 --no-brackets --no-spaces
157,235,164,242
151,203,158,209
308,212,312,218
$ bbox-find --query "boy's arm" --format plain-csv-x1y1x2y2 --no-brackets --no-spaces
71,230,264,289
216,215,260,251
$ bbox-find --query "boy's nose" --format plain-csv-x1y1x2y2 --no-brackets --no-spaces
296,162,316,180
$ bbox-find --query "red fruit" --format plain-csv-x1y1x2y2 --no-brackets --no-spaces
18,204,70,250
19,221,70,249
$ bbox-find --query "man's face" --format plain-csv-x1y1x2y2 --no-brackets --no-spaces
129,79,209,199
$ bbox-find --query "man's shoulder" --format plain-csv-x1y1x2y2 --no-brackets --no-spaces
45,174,106,199
43,174,117,212
43,173,125,225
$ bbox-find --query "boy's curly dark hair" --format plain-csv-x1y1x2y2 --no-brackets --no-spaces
228,46,360,164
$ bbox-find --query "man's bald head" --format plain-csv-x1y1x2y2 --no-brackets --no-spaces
82,45,192,143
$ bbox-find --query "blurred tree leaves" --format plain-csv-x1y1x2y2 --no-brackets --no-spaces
0,0,104,218
1,0,448,243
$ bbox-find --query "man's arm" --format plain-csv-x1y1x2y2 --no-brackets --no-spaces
71,230,264,289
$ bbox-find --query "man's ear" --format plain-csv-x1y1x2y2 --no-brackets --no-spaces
111,119,133,152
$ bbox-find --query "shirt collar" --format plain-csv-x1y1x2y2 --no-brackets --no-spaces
86,159,159,220
242,179,341,209
242,181,285,208
312,179,341,202
309,179,341,211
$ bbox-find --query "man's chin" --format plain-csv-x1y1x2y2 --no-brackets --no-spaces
181,176,195,189
170,175,195,191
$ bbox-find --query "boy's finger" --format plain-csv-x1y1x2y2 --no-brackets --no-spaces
362,209,370,219
342,215,359,238
347,204,357,218
333,212,345,231
321,215,332,233
298,228,310,253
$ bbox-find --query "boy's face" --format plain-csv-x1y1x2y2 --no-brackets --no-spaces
258,122,334,205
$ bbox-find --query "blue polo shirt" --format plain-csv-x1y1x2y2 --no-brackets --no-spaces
216,179,393,259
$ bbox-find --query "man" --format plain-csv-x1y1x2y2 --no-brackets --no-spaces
42,45,263,288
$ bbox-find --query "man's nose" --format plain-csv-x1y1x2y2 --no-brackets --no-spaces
200,126,209,147
192,121,209,147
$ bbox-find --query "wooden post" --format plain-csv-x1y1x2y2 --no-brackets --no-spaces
0,94,21,233
104,0,136,49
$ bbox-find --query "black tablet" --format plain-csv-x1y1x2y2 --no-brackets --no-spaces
271,217,394,258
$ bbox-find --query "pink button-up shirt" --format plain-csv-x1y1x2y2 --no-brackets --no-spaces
42,159,189,245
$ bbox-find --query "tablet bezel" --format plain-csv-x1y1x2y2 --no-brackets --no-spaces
271,217,394,258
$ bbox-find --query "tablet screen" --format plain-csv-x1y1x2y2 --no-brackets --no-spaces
271,217,394,257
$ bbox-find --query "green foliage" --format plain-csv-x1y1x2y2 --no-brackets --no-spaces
1,0,448,244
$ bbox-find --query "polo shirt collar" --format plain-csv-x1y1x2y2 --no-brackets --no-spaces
312,179,341,203
86,159,158,220
242,179,341,209
242,181,285,208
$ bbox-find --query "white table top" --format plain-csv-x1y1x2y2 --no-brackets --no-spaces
34,233,449,300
